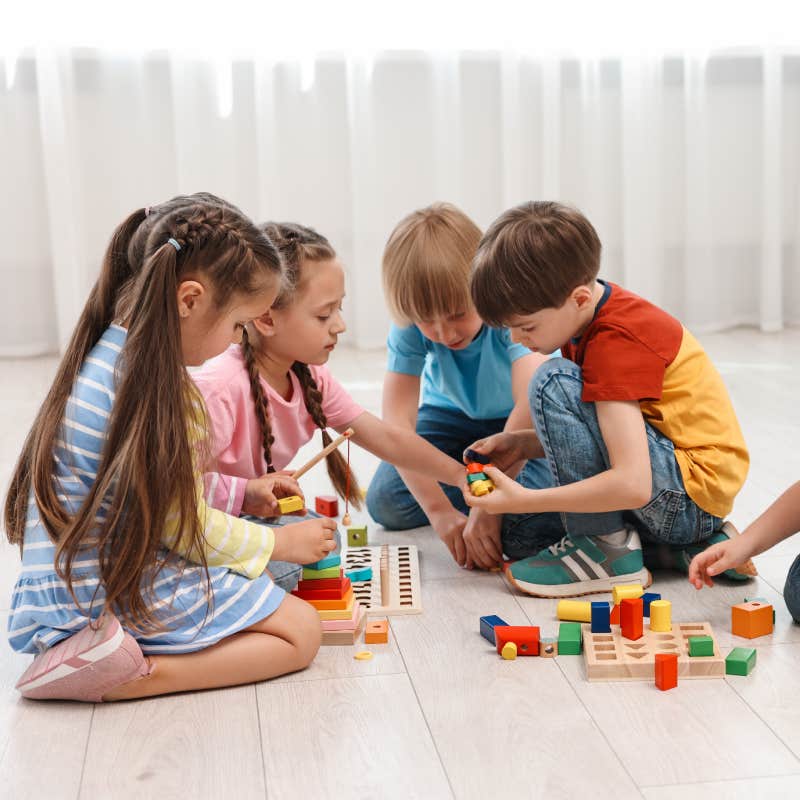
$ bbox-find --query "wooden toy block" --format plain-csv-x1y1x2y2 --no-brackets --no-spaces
558,622,582,655
469,479,494,497
467,472,488,483
302,564,341,581
347,525,368,547
466,461,487,473
609,603,620,625
583,621,725,681
304,553,341,571
688,635,714,657
346,567,373,582
321,606,367,645
655,652,678,690
591,602,611,633
292,577,352,601
501,642,517,660
557,600,592,623
464,449,492,465
320,601,362,630
540,637,558,658
314,495,339,517
296,573,346,592
277,495,304,514
480,614,509,645
649,599,672,632
343,544,422,616
365,619,389,644
641,592,661,616
620,597,644,641
317,597,357,620
612,583,644,605
495,626,540,656
725,646,757,676
307,588,355,611
731,601,774,639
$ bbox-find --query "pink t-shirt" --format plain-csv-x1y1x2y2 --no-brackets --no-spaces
193,345,364,515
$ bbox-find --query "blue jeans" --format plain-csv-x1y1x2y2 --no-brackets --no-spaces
523,358,722,552
365,404,563,556
785,554,800,623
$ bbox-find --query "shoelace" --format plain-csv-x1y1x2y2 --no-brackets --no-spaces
547,536,573,556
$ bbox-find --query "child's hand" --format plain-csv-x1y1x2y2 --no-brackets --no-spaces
271,517,337,565
463,466,531,515
243,472,305,518
462,508,503,570
429,508,469,567
688,535,754,589
464,432,527,472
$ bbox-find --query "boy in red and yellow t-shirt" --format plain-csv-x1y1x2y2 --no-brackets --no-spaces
464,200,755,598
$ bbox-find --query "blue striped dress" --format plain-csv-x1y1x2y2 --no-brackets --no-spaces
8,325,285,655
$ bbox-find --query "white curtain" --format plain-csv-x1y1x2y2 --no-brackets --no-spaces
1,47,799,355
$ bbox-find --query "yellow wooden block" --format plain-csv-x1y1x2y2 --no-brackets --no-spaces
501,641,517,660
470,480,494,497
611,583,644,605
557,600,592,623
277,495,304,514
649,599,672,632
317,598,356,620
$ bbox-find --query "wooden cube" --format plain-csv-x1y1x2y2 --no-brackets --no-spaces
540,637,558,658
315,495,339,517
347,525,368,547
495,626,540,656
277,495,304,514
365,619,389,644
731,601,774,639
655,652,678,691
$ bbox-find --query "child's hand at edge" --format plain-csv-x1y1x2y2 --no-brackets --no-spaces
463,432,526,472
462,466,530,515
243,471,305,518
271,517,337,565
462,508,503,570
428,508,469,568
688,535,754,589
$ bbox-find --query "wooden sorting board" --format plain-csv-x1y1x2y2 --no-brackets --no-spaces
342,544,422,616
583,621,725,681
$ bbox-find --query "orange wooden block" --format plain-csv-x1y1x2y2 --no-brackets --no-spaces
307,587,354,611
495,625,540,656
731,601,774,639
655,652,678,691
365,619,389,644
620,597,644,641
609,603,620,624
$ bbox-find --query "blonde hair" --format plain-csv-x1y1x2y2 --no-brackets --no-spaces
382,203,482,325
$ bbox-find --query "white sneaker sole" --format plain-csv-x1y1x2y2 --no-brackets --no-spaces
505,565,653,598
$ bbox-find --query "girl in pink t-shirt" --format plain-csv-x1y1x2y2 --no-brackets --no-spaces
193,223,464,534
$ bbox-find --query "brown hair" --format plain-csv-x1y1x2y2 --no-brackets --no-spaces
471,201,602,326
240,222,362,509
382,202,482,325
4,193,283,631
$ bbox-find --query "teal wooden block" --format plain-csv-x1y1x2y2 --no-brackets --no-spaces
346,567,373,582
466,472,488,484
305,553,342,571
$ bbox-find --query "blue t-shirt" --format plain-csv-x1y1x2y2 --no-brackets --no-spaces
386,323,531,420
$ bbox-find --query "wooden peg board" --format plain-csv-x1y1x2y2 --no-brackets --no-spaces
343,544,422,616
583,621,725,681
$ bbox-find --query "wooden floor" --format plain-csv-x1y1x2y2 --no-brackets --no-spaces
1,327,799,799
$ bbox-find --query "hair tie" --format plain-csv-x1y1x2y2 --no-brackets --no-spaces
167,238,181,252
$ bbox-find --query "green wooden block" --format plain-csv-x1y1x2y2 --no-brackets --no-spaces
558,622,582,655
347,525,368,547
301,564,341,581
688,635,714,657
726,646,757,676
466,472,488,484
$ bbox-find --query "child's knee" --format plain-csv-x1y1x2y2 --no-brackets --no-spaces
291,599,323,664
528,357,584,422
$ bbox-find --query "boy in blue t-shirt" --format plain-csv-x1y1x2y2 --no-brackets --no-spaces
366,203,561,569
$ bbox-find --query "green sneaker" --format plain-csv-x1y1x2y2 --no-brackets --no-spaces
668,521,757,581
505,528,652,598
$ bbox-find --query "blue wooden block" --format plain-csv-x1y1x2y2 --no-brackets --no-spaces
463,448,492,465
641,592,661,617
345,567,373,582
479,614,509,645
591,601,611,633
305,553,341,571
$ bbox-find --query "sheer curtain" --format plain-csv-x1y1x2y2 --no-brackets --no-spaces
1,47,799,355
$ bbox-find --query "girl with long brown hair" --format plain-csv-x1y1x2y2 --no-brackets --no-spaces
193,223,465,551
6,195,334,702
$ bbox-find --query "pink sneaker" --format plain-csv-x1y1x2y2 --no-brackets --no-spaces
16,615,152,702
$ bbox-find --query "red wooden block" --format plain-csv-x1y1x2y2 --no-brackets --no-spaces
609,603,620,624
315,495,339,517
466,462,485,474
292,577,352,601
296,572,346,592
620,597,643,640
655,652,678,690
494,626,540,656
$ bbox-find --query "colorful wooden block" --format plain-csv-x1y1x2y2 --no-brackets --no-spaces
649,599,672,632
307,588,355,611
501,642,517,660
304,553,341,571
347,525,368,547
558,622,582,655
725,646,757,676
296,573,346,592
467,472,488,483
466,461,487,473
609,603,620,625
495,626,540,656
731,601,774,639
620,597,644,641
655,652,678,690
315,495,339,517
345,567,373,582
557,600,592,623
365,619,389,644
688,635,714,657
612,583,644,605
641,592,661,616
292,577,352,601
302,564,342,581
276,495,304,514
317,598,357,620
480,614,509,645
469,479,494,497
540,637,558,658
591,602,611,633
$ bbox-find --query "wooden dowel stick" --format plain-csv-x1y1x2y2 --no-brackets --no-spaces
291,428,354,480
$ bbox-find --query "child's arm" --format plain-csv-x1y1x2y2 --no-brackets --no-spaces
352,374,470,565
463,399,652,515
204,470,305,518
689,481,800,588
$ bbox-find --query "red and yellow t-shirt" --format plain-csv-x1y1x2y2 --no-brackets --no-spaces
561,282,749,518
